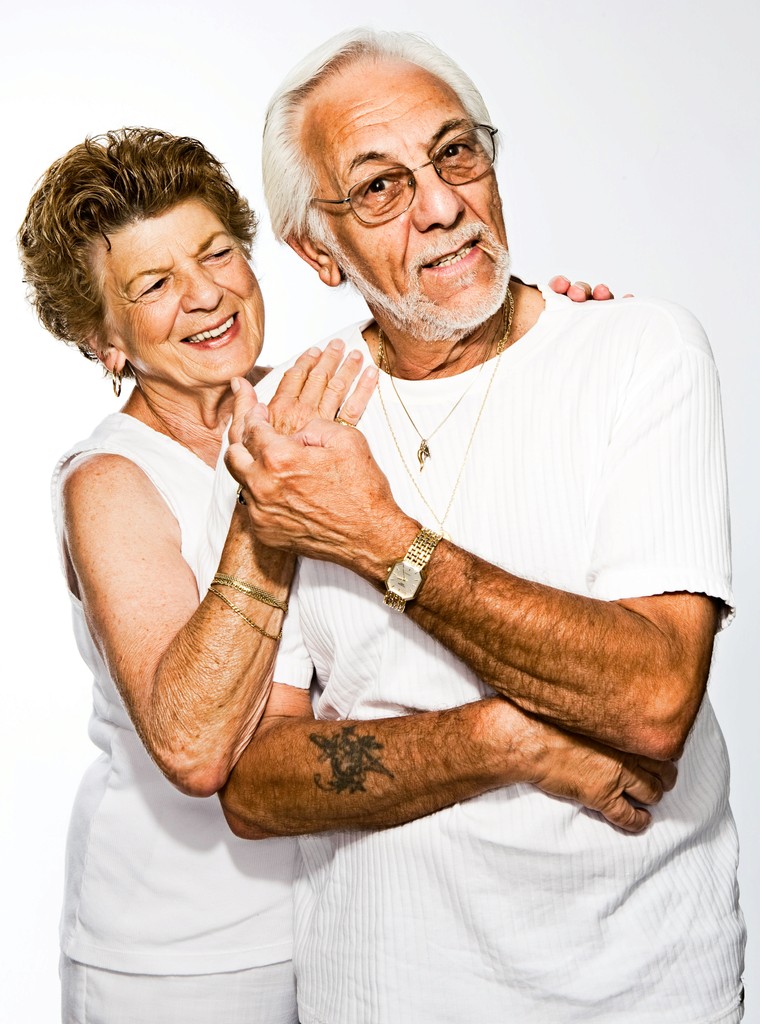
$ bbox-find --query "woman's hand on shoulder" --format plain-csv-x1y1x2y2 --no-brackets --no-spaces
549,276,633,301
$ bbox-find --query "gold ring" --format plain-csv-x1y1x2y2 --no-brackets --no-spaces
334,416,357,428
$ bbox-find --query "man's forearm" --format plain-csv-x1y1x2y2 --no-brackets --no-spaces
402,538,718,758
219,694,673,839
220,699,510,837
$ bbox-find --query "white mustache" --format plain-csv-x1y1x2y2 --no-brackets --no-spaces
410,223,506,275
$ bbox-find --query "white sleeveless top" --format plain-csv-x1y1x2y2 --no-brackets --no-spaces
52,412,297,975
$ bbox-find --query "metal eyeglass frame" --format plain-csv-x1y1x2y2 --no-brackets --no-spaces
311,124,498,226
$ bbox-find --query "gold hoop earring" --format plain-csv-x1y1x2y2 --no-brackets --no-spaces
112,370,122,398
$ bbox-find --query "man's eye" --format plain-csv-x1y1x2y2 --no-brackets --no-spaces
358,171,408,201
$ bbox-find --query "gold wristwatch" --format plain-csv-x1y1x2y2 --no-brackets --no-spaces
384,527,442,612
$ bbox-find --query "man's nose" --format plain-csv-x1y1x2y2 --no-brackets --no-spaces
180,266,224,312
408,164,466,232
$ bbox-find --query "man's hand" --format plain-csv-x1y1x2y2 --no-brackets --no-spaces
227,410,402,566
489,700,677,833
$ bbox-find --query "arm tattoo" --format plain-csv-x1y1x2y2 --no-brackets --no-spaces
309,725,395,794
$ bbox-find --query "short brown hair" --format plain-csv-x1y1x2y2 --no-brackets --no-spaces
18,127,257,371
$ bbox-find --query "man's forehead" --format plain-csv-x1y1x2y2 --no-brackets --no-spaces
302,59,468,180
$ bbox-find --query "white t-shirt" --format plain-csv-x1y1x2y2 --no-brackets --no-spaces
53,413,298,975
207,285,745,1022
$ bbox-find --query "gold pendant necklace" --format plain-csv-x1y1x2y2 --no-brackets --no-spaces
377,337,485,471
375,288,514,539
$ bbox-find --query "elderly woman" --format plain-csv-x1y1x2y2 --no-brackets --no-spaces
18,127,374,1024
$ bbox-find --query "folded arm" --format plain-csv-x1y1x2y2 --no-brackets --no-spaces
226,411,720,760
220,683,676,839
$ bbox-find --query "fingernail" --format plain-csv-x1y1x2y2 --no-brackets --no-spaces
365,366,379,380
347,349,362,362
307,346,321,357
230,377,240,393
328,338,344,351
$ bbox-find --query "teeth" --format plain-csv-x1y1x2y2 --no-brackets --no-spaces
430,243,475,269
186,315,234,344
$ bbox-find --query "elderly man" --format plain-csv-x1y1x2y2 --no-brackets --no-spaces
214,28,745,1024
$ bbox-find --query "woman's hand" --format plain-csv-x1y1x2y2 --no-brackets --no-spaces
230,340,377,444
549,276,634,301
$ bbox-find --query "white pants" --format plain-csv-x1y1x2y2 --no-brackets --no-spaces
60,954,298,1024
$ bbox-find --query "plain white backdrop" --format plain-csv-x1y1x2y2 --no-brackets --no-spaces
2,1,757,1019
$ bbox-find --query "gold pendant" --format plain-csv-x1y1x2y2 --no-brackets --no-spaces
417,439,431,471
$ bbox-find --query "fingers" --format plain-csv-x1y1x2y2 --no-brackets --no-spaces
317,348,364,420
225,440,255,488
229,377,259,445
566,280,593,302
549,275,571,295
268,340,372,434
335,365,379,424
272,346,324,401
598,793,652,834
596,756,677,834
298,339,350,411
550,277,616,302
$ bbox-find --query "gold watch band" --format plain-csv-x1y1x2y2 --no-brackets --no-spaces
384,527,442,612
383,589,408,612
405,527,443,570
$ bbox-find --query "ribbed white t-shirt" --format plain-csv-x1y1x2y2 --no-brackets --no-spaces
52,413,298,975
206,285,745,1022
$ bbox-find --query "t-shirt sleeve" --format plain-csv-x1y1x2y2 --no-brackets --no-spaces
586,305,733,624
273,563,315,689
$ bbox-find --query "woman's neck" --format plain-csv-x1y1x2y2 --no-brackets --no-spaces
123,379,233,468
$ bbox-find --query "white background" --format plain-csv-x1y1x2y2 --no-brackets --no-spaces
2,1,757,1019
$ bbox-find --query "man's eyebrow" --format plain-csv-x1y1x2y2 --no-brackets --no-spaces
124,231,230,292
346,119,475,177
429,118,473,148
347,150,392,176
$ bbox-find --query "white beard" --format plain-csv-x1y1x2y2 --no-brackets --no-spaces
330,222,511,343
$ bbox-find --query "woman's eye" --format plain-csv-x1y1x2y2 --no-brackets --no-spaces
141,278,166,296
207,247,233,261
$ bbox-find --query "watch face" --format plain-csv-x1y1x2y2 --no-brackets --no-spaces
387,559,423,600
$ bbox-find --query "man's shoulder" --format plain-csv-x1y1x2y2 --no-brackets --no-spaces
545,291,714,365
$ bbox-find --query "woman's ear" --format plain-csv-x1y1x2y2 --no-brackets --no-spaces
92,339,127,376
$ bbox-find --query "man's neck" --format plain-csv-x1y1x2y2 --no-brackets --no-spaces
366,280,543,380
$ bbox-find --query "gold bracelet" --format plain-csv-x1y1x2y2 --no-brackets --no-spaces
211,572,289,613
207,586,282,641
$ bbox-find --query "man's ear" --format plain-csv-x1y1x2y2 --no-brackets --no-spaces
286,235,343,288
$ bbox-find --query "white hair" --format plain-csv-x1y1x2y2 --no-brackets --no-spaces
262,27,495,246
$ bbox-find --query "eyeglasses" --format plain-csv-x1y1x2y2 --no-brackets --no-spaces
312,125,498,226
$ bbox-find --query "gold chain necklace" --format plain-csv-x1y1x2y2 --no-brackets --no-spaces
375,288,514,539
378,337,485,471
